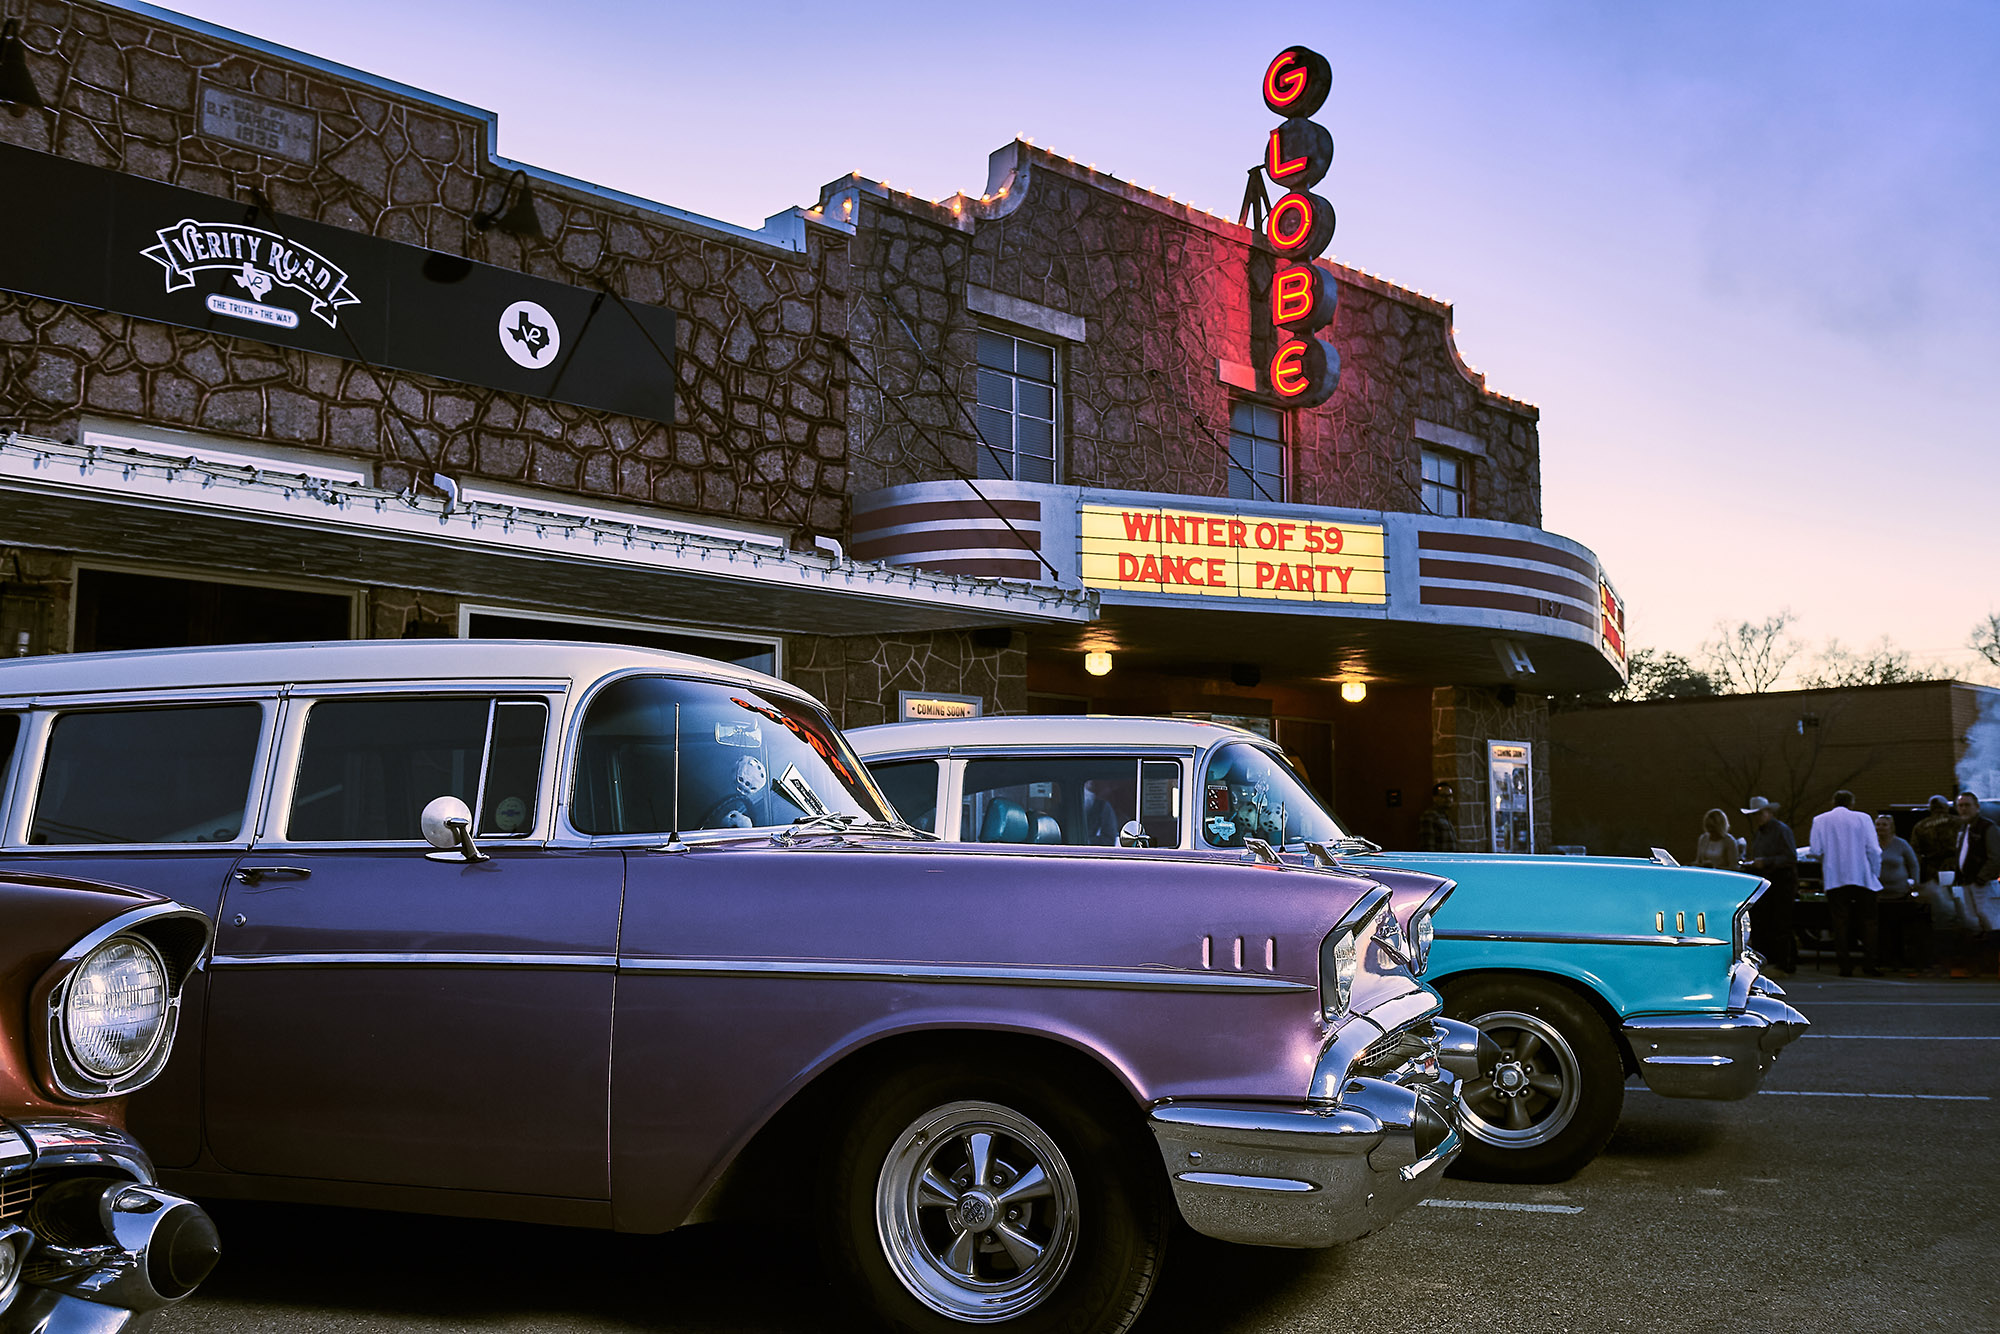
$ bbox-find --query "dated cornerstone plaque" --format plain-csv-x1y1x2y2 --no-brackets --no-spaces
198,84,318,165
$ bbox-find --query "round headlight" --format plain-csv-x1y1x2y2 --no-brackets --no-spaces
1412,910,1435,973
64,936,170,1080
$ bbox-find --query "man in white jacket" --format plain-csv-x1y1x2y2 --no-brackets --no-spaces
1811,790,1885,976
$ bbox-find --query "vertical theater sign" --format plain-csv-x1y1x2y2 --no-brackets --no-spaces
1259,46,1340,406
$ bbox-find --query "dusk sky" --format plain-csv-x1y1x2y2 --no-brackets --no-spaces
173,0,2000,682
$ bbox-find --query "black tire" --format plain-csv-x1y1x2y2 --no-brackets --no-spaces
1442,976,1623,1183
824,1060,1168,1334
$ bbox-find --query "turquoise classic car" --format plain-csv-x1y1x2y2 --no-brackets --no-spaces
852,716,1809,1182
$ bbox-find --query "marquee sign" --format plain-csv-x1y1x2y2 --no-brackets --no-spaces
1598,578,1628,671
1258,46,1340,407
0,142,676,425
1080,503,1386,604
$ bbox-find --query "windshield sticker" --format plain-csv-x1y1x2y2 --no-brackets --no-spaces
1205,816,1238,843
715,720,763,748
731,697,855,784
775,764,829,817
1143,775,1178,818
493,795,528,832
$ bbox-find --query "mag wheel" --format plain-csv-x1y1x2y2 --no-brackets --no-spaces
827,1063,1166,1333
1444,977,1623,1183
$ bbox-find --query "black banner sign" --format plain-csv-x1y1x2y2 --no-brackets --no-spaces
0,143,676,424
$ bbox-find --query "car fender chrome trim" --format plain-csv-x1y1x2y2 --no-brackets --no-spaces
1435,929,1729,948
616,957,1316,993
35,903,213,1101
210,952,619,970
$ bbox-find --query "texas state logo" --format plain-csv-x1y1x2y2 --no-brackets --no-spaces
140,219,360,330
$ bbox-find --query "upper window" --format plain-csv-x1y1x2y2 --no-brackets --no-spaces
571,676,889,835
960,756,1181,848
1198,742,1346,850
975,329,1058,482
1229,402,1287,501
32,704,263,845
868,759,940,834
288,697,548,842
1421,448,1468,517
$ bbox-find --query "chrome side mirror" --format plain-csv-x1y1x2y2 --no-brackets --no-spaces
420,796,490,864
1117,820,1151,848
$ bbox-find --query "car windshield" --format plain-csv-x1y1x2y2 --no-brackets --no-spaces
1198,740,1350,849
572,676,893,834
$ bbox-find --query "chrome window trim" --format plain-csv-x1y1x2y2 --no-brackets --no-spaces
1435,929,1729,948
256,688,567,847
15,697,278,851
211,952,618,971
618,957,1314,994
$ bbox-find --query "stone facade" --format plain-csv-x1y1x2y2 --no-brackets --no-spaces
839,145,1542,525
1432,686,1554,853
788,629,1026,731
0,0,849,536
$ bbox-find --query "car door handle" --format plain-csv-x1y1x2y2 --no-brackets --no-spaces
234,866,313,885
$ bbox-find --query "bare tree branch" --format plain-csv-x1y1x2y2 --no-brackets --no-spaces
1702,610,1802,694
1972,613,2000,670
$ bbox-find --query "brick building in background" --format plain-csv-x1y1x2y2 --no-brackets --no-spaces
1552,681,2000,860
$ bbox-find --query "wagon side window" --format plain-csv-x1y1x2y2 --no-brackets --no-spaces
288,697,547,842
960,756,1150,847
867,759,940,834
30,704,263,845
0,713,18,814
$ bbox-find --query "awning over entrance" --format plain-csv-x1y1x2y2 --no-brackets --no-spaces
856,480,1627,694
0,433,1096,636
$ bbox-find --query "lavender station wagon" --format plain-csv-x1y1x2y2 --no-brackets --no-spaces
0,642,1474,1332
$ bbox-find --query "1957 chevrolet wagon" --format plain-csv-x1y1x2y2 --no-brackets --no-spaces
0,642,1475,1333
852,714,1810,1183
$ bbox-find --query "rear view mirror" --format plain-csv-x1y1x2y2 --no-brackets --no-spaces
420,796,490,863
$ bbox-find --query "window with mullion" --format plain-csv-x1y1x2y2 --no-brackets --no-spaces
1228,401,1287,501
974,329,1059,482
1420,448,1467,517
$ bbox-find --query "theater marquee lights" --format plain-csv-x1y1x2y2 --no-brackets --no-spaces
1259,45,1340,408
1080,503,1387,604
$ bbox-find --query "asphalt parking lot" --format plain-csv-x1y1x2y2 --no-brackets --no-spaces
157,972,1998,1334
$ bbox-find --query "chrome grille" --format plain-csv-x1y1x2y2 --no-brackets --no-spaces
0,1167,43,1222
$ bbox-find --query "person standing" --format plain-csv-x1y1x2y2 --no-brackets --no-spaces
1953,794,2000,969
1742,796,1797,977
1418,781,1458,852
1811,790,1884,977
1695,808,1746,869
1875,814,1923,970
1912,795,1959,885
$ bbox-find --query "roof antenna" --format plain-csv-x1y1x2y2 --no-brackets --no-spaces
663,701,687,853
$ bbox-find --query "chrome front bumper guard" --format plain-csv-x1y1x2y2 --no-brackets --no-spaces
1,1120,220,1334
1149,988,1472,1248
1623,965,1809,1101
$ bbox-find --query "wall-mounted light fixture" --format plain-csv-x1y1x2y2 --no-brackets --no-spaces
1084,650,1113,677
0,20,48,114
473,168,545,238
1340,680,1367,703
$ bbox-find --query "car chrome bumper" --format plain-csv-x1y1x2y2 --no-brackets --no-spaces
1,1120,219,1333
1623,973,1809,1101
1150,991,1463,1248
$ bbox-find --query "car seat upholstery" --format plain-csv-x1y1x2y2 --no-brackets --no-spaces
980,797,1029,843
1032,812,1063,844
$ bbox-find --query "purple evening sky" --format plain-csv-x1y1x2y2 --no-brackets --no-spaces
169,0,2000,682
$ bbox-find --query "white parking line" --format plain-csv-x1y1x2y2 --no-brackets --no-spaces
1755,1090,1991,1102
1801,1001,2000,1006
1627,1087,1991,1102
1800,1034,2000,1040
1420,1199,1583,1214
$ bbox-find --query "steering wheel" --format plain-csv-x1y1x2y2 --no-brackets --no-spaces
701,795,757,829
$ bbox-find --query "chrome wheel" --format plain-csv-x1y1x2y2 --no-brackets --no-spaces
874,1099,1080,1323
1459,1010,1582,1148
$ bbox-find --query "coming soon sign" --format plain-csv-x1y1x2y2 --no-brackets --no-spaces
1081,504,1387,604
